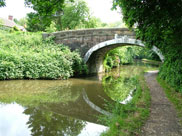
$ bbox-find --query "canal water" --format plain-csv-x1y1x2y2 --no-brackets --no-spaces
0,62,159,136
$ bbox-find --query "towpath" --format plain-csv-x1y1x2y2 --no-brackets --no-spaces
141,71,182,136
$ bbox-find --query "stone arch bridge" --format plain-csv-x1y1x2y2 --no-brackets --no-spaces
43,28,164,74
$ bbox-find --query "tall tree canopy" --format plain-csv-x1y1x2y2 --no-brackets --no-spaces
113,0,182,49
0,0,5,7
113,0,182,92
24,0,67,16
26,0,98,31
25,0,68,31
60,0,96,30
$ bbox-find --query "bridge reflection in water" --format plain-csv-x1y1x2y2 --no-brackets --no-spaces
0,63,159,135
0,75,114,136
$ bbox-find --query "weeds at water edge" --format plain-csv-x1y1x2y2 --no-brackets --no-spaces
100,73,151,136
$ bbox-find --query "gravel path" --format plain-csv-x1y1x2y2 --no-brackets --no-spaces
141,71,182,136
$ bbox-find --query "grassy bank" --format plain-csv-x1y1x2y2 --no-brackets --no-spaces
157,77,182,125
0,30,87,80
100,72,151,136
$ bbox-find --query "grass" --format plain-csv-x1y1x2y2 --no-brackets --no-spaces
157,77,182,125
100,72,151,136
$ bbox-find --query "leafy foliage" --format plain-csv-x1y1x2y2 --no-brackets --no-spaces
14,17,27,27
60,0,96,30
0,30,87,80
25,0,66,32
26,0,99,32
25,0,66,16
113,0,182,92
0,0,5,7
104,46,160,71
45,21,57,33
26,12,52,32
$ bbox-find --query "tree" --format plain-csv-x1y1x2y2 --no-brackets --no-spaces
26,0,99,31
113,0,181,49
113,0,182,92
45,21,57,32
25,0,68,31
26,12,52,32
60,0,94,30
0,0,5,7
17,18,27,26
25,0,67,16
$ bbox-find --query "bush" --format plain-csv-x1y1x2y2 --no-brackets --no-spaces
45,21,57,33
158,47,182,92
103,46,160,71
13,26,20,31
0,30,87,80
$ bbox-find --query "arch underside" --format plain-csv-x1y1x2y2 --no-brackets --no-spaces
84,38,164,74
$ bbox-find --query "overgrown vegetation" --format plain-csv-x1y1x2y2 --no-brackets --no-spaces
0,0,5,7
113,0,182,92
0,30,87,80
158,55,182,93
100,71,151,136
103,46,160,71
157,78,182,125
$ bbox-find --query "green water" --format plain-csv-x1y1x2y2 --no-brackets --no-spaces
0,62,159,136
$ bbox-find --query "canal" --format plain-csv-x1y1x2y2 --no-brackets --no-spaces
0,62,159,136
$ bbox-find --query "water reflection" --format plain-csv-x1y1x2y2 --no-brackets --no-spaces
102,66,138,101
82,89,112,116
0,78,110,136
0,80,81,106
24,106,86,136
0,103,107,136
0,104,31,136
0,63,158,136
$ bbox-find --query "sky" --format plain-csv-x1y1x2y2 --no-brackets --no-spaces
0,0,34,19
0,0,122,23
85,0,122,23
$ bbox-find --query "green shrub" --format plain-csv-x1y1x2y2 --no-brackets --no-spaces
13,26,20,31
0,30,87,80
103,46,160,71
45,21,57,33
159,47,182,92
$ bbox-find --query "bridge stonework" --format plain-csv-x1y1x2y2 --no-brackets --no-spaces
43,28,135,56
43,28,163,74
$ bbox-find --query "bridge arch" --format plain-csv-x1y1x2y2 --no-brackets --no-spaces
43,28,164,74
84,35,164,74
